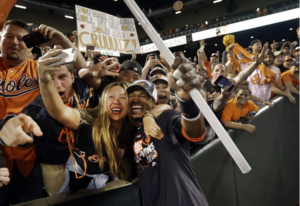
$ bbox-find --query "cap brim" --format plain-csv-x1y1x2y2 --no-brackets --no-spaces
152,78,168,84
127,85,157,102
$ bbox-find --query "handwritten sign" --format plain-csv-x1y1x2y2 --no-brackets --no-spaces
75,5,140,54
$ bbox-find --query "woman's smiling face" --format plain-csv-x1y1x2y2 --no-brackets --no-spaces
106,86,128,121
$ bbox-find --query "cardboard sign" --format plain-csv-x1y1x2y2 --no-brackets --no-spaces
75,5,140,54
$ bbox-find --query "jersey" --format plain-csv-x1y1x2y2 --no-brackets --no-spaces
241,63,278,105
133,110,208,206
0,58,40,178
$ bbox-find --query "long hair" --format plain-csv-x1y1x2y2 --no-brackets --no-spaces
81,81,130,178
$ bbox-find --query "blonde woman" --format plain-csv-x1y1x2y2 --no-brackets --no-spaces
38,49,167,193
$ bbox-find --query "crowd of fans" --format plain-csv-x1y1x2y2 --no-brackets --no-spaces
0,14,298,206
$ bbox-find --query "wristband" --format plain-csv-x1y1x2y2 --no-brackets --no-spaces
144,110,155,119
176,94,201,121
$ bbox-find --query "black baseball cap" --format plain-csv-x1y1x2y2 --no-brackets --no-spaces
119,60,142,76
250,39,261,46
127,80,157,102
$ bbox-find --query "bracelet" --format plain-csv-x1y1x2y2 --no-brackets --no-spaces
143,110,155,119
176,94,201,121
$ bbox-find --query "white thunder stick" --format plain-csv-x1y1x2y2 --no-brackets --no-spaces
124,0,251,174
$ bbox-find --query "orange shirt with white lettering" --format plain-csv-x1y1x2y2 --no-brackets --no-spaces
0,58,40,178
221,98,259,122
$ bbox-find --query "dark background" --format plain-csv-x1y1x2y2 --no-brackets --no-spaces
7,0,300,65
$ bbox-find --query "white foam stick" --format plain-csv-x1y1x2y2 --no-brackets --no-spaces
124,0,251,174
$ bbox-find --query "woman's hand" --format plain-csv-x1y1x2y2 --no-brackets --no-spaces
143,116,163,140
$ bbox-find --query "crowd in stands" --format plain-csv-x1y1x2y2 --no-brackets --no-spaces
0,12,299,206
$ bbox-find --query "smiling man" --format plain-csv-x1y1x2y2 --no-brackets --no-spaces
127,58,209,206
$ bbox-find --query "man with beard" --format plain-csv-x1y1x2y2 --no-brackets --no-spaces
262,51,296,103
127,57,209,206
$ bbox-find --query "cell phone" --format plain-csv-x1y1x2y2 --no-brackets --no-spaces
22,32,50,48
49,48,78,67
87,45,95,50
213,75,234,91
246,111,257,117
294,70,299,75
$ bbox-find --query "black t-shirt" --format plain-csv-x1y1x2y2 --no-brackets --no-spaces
278,64,288,73
133,110,209,206
69,111,136,190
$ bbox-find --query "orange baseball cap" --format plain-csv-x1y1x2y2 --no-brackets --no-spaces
284,56,293,61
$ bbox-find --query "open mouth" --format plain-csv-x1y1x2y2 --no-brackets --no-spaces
158,94,167,102
131,105,143,113
58,91,65,98
111,107,122,114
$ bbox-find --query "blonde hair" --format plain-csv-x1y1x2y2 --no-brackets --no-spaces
81,81,130,178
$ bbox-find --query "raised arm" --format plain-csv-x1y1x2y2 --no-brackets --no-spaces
212,43,269,112
36,25,86,75
168,57,205,139
141,57,156,80
37,49,81,130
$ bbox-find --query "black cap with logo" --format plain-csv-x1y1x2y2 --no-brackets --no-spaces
119,60,142,76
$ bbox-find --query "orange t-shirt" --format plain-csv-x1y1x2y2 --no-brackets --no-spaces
0,58,40,178
221,98,259,122
281,70,299,87
204,60,212,79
